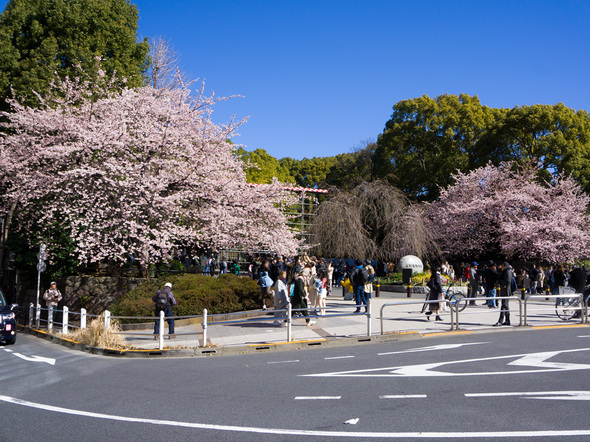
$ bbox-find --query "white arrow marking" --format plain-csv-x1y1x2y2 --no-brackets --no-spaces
303,348,590,377
12,353,56,365
378,342,488,356
344,418,359,425
466,391,590,401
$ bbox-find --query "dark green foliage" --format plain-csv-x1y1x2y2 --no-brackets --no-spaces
110,274,261,321
0,0,149,108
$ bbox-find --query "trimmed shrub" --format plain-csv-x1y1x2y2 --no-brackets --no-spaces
110,274,261,321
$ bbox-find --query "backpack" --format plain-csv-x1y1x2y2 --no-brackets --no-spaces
354,267,369,286
155,290,169,310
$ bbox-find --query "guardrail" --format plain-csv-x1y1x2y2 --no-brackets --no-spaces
453,296,523,329
523,294,587,326
380,299,454,334
29,300,373,351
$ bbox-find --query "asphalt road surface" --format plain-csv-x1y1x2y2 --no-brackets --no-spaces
2,326,590,441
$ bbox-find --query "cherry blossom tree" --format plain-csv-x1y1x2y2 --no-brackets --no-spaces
0,72,299,272
427,162,590,262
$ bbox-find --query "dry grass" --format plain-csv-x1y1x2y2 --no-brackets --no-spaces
65,313,128,349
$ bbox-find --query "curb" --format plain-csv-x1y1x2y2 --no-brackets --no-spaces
17,322,588,359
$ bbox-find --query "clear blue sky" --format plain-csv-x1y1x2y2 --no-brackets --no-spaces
8,0,590,160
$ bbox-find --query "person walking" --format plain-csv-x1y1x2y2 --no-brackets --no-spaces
529,264,540,295
553,265,567,294
350,259,368,313
426,267,443,321
327,261,334,295
43,281,62,323
468,262,479,306
291,271,313,325
364,260,375,302
258,260,274,311
273,271,290,326
494,262,512,326
152,282,177,338
484,262,499,308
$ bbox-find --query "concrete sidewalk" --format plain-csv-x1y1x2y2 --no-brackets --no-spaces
123,290,586,350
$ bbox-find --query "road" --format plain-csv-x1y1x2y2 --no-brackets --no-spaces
2,326,590,441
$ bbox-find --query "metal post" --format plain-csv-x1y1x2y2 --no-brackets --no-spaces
159,310,164,350
35,269,41,315
29,303,34,328
287,303,292,342
375,283,380,297
366,298,372,336
104,310,111,334
406,284,412,298
523,296,528,326
202,308,208,347
62,306,69,335
48,306,53,331
35,303,40,328
80,308,87,329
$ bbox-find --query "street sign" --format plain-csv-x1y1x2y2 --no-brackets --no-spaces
37,261,46,273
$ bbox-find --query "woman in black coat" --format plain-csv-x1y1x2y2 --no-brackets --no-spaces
426,267,443,321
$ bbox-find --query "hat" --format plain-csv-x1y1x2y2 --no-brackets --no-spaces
50,281,57,286
164,282,172,288
471,262,479,267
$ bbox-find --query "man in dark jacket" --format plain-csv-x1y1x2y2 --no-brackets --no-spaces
494,263,512,326
569,266,589,294
349,259,368,313
152,282,177,338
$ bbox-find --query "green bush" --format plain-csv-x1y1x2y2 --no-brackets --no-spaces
110,274,261,322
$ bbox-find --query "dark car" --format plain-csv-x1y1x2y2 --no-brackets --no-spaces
0,290,17,345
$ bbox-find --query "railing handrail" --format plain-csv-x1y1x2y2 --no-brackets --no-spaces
380,299,454,334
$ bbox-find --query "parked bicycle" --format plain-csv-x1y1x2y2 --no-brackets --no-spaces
555,286,587,321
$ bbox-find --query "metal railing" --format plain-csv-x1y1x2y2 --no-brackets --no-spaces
28,300,373,351
523,294,587,326
453,296,523,329
380,299,454,334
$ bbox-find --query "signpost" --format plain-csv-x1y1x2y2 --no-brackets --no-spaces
35,244,47,310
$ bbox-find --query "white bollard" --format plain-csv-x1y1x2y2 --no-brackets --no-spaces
29,303,34,328
367,298,372,337
48,306,53,331
36,304,41,329
62,306,69,335
202,308,208,347
80,308,87,329
104,310,111,334
159,310,165,350
287,303,292,342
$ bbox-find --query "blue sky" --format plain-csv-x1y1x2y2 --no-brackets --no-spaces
6,0,590,159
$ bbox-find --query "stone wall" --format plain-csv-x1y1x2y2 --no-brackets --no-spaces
59,276,145,315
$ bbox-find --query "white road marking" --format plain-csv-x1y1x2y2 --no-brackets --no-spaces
3,348,13,352
267,360,299,364
2,394,590,438
324,356,355,360
294,396,341,400
303,348,590,378
12,353,56,365
466,391,590,401
380,395,427,399
578,335,590,338
378,342,488,356
344,418,359,425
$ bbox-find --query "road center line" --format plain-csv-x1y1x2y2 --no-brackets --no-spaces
267,360,299,364
294,396,341,400
380,395,427,399
2,394,590,438
324,356,355,360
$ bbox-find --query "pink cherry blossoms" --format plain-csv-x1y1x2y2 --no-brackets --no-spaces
0,75,300,267
426,162,590,262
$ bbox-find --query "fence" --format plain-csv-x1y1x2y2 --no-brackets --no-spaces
27,300,373,351
380,299,455,334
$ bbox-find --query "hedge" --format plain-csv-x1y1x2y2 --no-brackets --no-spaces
110,274,262,322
